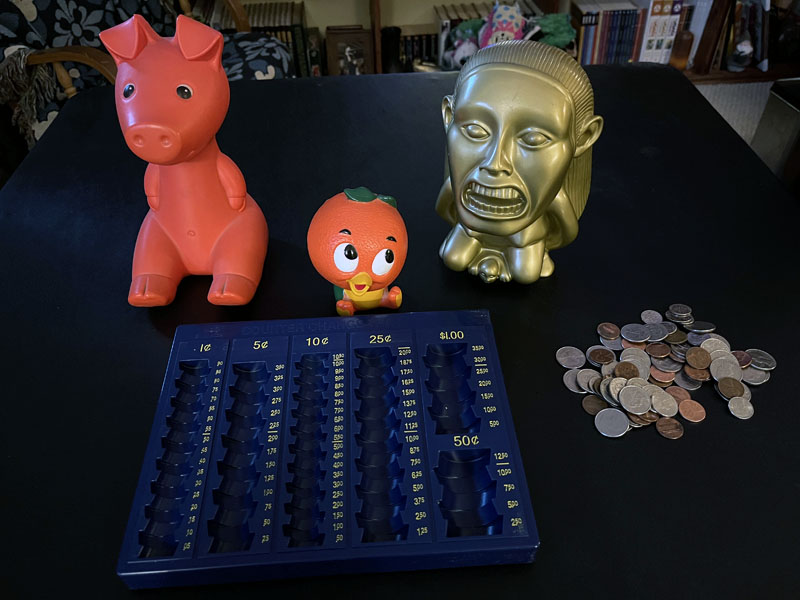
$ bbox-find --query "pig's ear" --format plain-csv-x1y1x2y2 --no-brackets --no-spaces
175,15,223,67
99,15,159,66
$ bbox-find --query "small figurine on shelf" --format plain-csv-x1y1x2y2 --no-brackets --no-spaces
479,2,525,48
442,18,483,70
307,187,408,316
100,15,268,306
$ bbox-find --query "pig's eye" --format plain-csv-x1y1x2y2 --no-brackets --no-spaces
122,84,135,98
176,85,193,100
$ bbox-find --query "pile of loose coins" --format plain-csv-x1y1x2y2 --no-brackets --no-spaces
556,303,777,440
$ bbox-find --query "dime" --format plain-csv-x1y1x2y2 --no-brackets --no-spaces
728,396,754,420
597,322,621,340
646,342,670,358
683,365,710,382
621,339,647,349
595,408,630,437
609,377,628,401
601,361,619,377
674,370,702,391
645,322,669,342
709,358,742,382
731,350,752,368
687,332,711,346
741,366,770,386
600,335,624,351
656,417,684,439
642,384,662,398
649,366,675,383
563,369,586,394
679,399,706,423
651,356,683,373
661,321,678,334
708,333,730,347
641,310,663,324
668,303,692,317
588,347,616,366
627,377,649,387
619,385,651,415
686,321,716,333
621,323,651,343
665,386,690,404
718,377,745,400
685,347,712,369
614,361,640,379
746,348,777,371
652,390,679,417
701,337,729,353
556,346,586,369
665,311,693,324
577,368,602,392
709,349,736,362
665,330,688,345
582,395,608,416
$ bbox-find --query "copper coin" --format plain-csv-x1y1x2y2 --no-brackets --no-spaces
665,330,688,345
628,413,651,426
649,378,672,388
597,322,620,340
645,342,670,358
679,399,706,423
640,410,659,423
614,361,640,379
685,347,712,369
656,417,684,439
665,386,690,404
683,365,711,382
588,347,616,365
718,377,745,399
582,394,608,415
731,350,752,368
621,339,647,350
649,366,675,383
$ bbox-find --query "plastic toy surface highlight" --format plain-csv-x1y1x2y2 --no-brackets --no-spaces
100,15,268,306
307,188,407,316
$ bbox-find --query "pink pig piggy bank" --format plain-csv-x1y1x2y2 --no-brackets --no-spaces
100,15,268,306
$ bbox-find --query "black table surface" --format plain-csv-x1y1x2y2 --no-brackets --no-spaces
2,65,799,599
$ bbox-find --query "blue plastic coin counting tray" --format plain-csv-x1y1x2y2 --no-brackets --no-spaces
118,310,539,589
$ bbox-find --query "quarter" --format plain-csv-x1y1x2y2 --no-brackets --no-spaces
728,396,755,420
556,346,586,369
746,348,777,371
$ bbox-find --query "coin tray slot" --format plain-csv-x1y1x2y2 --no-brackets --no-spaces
424,344,480,435
435,450,502,537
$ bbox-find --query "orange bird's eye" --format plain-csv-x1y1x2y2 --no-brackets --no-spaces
334,242,358,272
372,248,394,276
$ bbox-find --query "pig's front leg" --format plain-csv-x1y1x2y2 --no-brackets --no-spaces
144,164,159,210
216,152,246,211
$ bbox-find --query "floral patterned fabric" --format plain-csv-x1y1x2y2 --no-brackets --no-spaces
0,0,293,143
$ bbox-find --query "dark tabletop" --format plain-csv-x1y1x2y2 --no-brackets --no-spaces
2,65,799,599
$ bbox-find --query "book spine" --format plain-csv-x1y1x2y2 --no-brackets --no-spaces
592,10,604,64
631,8,646,62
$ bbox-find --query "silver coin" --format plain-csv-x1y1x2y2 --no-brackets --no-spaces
652,390,679,417
563,369,586,394
665,311,693,324
701,338,730,354
728,396,755,420
642,384,662,399
633,359,652,379
687,332,711,346
741,366,770,386
661,321,678,334
746,348,777,371
641,310,663,324
627,377,649,387
651,356,683,373
668,303,692,317
600,378,619,406
556,346,586,369
710,358,743,382
609,377,628,401
601,361,619,377
600,335,624,351
621,348,650,363
595,408,630,437
627,417,643,428
709,349,736,362
620,323,650,343
645,322,669,342
674,370,702,390
585,344,612,367
686,321,716,333
577,368,602,392
589,375,602,395
619,385,651,415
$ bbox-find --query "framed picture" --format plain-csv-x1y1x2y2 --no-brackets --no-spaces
325,26,375,76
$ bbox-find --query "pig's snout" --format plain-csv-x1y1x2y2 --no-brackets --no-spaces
124,124,183,164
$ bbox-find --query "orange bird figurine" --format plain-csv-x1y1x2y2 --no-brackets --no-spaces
307,188,408,316
100,15,268,306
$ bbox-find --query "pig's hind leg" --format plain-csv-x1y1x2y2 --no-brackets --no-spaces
129,214,187,306
207,198,268,305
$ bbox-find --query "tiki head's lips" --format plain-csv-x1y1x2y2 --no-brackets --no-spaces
462,181,527,218
346,272,373,297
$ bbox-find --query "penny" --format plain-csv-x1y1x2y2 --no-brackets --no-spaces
665,386,690,404
650,378,672,388
651,356,683,373
640,410,659,423
600,335,624,351
645,322,669,342
685,347,712,369
686,321,716,333
741,366,770,386
601,361,619,377
597,322,620,340
595,408,630,437
683,365,710,382
731,350,752,368
556,346,586,369
563,369,585,394
649,366,675,383
668,303,692,317
646,342,670,358
656,417,684,439
621,323,651,343
614,361,640,379
619,385,651,415
588,347,616,366
665,330,688,345
621,339,647,350
627,413,651,426
679,399,706,423
641,310,663,324
718,377,745,400
709,358,742,382
652,390,679,417
746,348,777,371
701,337,729,353
674,370,702,390
687,332,711,346
728,396,754,420
582,395,608,416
